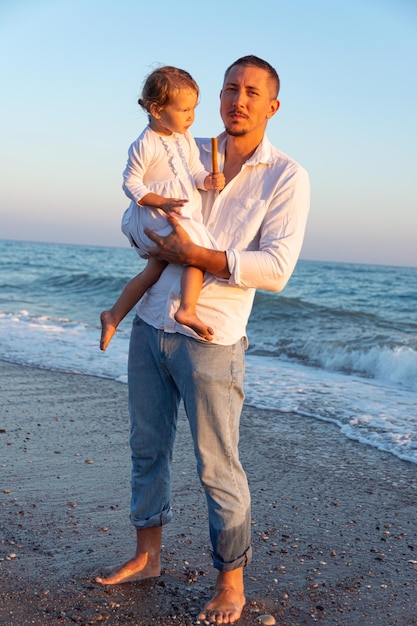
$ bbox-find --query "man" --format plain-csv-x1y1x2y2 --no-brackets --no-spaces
97,55,310,624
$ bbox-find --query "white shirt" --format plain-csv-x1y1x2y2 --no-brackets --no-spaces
135,132,310,345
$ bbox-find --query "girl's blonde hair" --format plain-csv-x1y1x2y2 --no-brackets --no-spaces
138,66,199,116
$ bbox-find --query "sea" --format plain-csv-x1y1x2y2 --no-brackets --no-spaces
1,239,416,465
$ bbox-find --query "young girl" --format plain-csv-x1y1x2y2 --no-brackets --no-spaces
100,66,224,351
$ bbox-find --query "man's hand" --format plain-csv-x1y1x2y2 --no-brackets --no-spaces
145,213,195,265
146,213,231,279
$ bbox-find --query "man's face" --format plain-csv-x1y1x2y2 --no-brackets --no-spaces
220,65,279,139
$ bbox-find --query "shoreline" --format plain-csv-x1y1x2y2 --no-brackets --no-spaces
1,360,417,625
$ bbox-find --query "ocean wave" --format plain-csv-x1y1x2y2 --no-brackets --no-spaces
248,337,417,392
312,342,417,391
247,291,417,391
36,272,134,295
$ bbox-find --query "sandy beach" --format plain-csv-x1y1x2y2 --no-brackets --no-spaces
1,359,417,626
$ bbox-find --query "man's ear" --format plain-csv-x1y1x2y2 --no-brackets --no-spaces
267,99,280,119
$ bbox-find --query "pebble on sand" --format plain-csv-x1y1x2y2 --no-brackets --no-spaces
258,615,276,625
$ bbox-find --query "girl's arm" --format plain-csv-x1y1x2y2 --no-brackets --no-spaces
138,192,186,215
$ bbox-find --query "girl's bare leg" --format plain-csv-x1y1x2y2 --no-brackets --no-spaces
174,266,214,341
100,258,167,351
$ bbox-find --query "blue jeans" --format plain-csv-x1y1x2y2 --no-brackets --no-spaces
128,317,252,571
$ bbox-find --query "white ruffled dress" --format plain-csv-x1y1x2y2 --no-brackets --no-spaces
121,127,217,258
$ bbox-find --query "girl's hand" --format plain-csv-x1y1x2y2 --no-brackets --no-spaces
158,198,188,215
205,172,225,191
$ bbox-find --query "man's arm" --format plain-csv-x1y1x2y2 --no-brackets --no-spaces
146,164,310,290
227,165,311,292
145,214,231,279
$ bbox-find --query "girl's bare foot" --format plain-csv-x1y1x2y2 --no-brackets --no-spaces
95,552,161,585
174,307,214,341
199,569,246,624
100,310,118,351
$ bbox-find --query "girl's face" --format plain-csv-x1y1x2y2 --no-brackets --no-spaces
150,89,198,135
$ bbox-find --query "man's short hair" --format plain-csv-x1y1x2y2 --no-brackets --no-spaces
224,55,280,99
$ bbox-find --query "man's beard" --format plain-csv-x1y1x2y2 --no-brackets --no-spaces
224,125,248,137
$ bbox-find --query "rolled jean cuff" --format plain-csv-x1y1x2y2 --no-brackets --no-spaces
130,506,173,530
212,545,252,572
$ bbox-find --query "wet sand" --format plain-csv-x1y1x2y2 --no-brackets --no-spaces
1,359,417,625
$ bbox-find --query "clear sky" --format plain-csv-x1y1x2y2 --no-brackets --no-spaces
1,0,416,267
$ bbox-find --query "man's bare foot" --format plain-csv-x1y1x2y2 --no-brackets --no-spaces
100,310,118,351
199,569,246,624
95,552,161,585
174,308,214,341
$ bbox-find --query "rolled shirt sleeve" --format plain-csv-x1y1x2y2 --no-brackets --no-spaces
226,163,310,291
